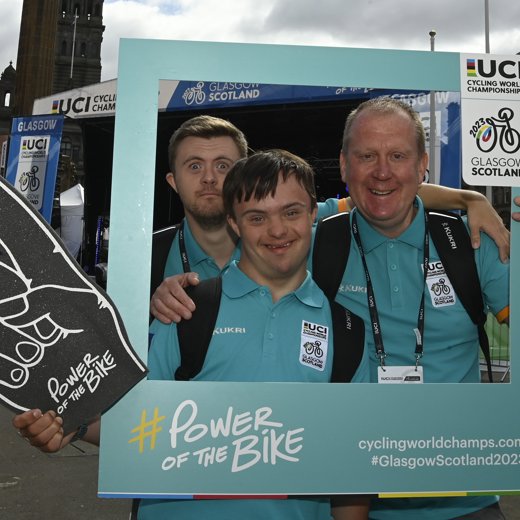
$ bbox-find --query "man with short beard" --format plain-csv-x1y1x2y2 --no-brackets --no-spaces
161,115,249,278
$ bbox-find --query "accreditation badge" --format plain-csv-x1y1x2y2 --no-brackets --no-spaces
378,365,424,384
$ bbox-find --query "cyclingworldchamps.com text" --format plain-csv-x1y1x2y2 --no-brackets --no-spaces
359,435,520,452
360,436,520,470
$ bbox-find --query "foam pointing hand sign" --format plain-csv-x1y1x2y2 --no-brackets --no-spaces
0,176,148,433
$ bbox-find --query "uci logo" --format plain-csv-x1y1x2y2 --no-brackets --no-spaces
304,322,327,334
54,96,92,115
23,138,48,151
467,58,520,79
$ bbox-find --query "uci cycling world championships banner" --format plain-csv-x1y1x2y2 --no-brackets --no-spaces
6,115,64,223
461,53,520,187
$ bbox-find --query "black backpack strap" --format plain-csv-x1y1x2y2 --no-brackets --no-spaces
313,212,351,301
329,304,365,383
150,225,179,300
313,212,364,382
174,277,222,381
427,210,492,382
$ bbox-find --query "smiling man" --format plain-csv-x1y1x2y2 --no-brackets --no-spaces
339,101,429,238
14,150,369,520
335,97,509,520
222,150,317,299
143,149,369,519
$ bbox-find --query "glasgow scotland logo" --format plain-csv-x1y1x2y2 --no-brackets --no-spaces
469,107,520,154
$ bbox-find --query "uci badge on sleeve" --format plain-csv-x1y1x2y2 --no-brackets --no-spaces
0,176,148,434
300,320,329,371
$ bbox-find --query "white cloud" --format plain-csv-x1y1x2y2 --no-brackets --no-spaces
0,1,23,71
1,0,519,83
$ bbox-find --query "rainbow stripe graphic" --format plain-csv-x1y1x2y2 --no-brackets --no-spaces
467,59,477,77
51,100,59,114
379,491,520,499
477,124,493,143
98,492,288,500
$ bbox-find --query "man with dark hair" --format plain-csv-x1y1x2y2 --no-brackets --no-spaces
15,149,370,520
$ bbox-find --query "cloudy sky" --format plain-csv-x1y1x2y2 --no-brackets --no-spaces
0,0,519,81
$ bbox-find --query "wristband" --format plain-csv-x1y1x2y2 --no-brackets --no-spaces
70,423,88,443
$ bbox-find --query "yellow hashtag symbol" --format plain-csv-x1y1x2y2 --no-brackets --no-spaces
128,407,166,453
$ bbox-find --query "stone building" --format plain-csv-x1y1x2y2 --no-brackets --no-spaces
0,62,16,135
54,0,104,93
1,0,106,185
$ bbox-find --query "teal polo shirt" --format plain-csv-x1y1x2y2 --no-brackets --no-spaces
163,218,241,280
163,199,340,280
144,262,335,520
317,197,341,221
334,198,509,384
333,198,509,520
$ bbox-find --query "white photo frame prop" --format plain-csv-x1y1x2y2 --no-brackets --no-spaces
99,39,518,499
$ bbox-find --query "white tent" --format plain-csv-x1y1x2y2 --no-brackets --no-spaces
59,183,84,258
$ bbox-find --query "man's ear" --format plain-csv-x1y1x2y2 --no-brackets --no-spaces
227,215,240,238
165,172,177,192
419,153,429,184
339,151,348,184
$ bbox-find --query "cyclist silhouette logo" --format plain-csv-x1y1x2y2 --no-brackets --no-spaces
303,340,323,358
18,165,40,192
470,107,520,154
430,278,451,297
182,82,206,106
427,271,456,308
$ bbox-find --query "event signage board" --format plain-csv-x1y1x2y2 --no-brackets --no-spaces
32,78,374,118
5,115,64,223
32,79,461,189
461,53,520,187
98,39,518,498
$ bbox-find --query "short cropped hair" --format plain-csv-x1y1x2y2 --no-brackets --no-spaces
168,115,249,171
223,149,317,219
341,97,426,157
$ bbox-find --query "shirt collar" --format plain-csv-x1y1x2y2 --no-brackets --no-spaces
183,218,241,269
223,262,325,309
353,196,425,253
182,218,210,267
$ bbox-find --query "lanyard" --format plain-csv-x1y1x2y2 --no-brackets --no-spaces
178,220,191,273
351,211,430,368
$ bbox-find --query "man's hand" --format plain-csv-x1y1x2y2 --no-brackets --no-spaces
417,184,510,261
150,272,200,324
12,409,73,453
513,196,520,223
465,193,510,262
